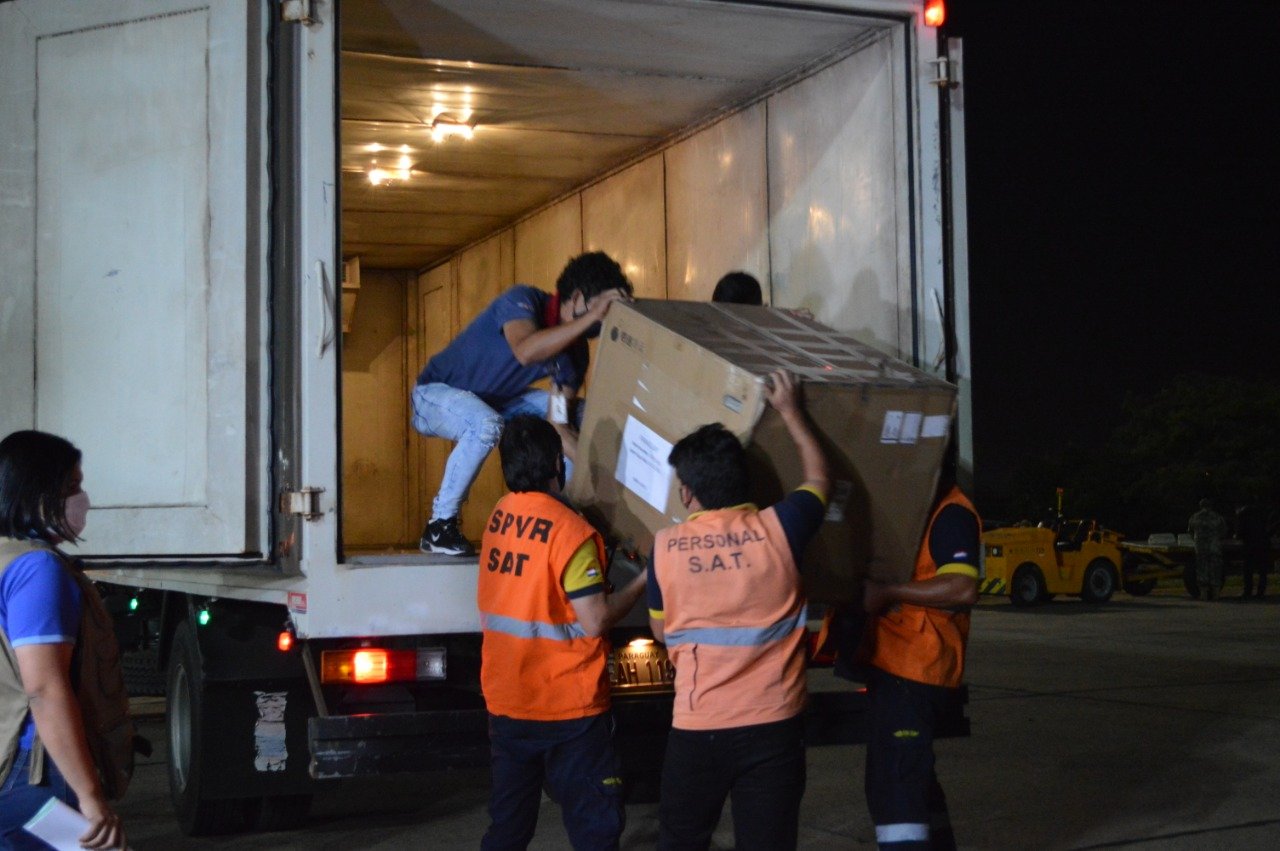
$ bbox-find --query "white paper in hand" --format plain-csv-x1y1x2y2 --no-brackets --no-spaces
23,797,91,851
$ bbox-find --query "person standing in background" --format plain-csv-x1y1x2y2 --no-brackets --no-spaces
1188,499,1228,601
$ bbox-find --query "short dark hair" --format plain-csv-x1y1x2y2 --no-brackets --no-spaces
668,424,749,510
556,251,632,302
499,415,562,493
711,271,763,306
0,430,82,541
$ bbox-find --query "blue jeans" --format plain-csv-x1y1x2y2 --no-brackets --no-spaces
411,383,578,520
482,712,625,851
0,747,78,849
658,715,806,851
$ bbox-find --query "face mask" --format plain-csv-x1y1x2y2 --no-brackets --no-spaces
64,491,91,539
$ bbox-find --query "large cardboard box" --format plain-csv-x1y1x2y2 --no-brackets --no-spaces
567,300,957,602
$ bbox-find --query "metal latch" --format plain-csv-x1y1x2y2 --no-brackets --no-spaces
281,487,325,521
928,57,959,89
281,0,316,25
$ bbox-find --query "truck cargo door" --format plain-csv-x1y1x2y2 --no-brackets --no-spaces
941,36,975,481
0,1,270,557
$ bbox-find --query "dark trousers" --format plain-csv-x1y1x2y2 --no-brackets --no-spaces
482,711,625,851
865,669,957,851
658,715,806,851
0,747,76,850
1243,550,1271,597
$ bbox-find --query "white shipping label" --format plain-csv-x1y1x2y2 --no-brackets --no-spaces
880,411,904,443
616,415,675,514
921,415,951,439
899,412,923,445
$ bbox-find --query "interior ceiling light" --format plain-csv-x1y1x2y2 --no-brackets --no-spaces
431,114,474,143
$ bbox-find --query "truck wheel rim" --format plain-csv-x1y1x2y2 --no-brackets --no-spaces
170,663,192,791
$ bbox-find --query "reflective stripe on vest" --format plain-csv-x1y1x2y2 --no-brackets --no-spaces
664,607,806,647
654,505,808,730
477,490,610,722
479,611,588,641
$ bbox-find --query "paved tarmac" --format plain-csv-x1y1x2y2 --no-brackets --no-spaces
114,585,1280,849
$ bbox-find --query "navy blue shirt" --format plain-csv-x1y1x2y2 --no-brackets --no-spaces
647,489,826,615
417,285,587,407
0,549,82,749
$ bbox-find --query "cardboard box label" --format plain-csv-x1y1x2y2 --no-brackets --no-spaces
880,410,923,444
921,415,950,439
616,415,675,514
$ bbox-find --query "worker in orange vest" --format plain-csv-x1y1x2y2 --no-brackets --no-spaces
477,415,648,851
859,468,981,851
649,370,829,851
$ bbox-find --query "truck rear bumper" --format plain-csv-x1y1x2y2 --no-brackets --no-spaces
308,692,676,781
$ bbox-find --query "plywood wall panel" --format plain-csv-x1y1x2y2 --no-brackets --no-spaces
456,231,515,326
582,157,667,300
665,105,770,303
342,269,409,548
515,196,582,292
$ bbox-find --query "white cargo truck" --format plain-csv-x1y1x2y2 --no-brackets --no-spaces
0,0,971,834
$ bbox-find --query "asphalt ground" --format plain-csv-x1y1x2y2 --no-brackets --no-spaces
113,581,1280,849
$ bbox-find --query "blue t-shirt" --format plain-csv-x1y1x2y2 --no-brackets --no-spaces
0,549,82,750
417,285,588,406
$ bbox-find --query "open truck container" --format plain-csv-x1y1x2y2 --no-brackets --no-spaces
0,0,971,834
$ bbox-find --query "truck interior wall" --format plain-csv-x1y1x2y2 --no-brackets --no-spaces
340,268,413,549
343,33,910,547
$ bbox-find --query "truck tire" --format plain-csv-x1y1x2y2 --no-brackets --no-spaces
1010,564,1047,607
1080,559,1118,603
247,794,312,832
167,621,249,835
1124,579,1156,596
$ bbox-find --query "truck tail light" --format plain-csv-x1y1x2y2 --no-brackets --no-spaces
277,630,294,652
320,647,448,684
924,0,945,27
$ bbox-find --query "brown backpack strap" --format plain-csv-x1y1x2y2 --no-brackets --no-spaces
28,737,46,784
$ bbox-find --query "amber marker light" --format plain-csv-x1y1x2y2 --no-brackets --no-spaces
277,630,294,652
924,0,945,27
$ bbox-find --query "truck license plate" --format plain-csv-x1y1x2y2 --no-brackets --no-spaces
609,640,674,691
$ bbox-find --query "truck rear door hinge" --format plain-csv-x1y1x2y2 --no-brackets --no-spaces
281,0,317,25
281,487,325,521
928,57,960,89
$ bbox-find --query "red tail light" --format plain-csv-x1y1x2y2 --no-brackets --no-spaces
924,0,945,27
277,630,294,652
320,647,446,684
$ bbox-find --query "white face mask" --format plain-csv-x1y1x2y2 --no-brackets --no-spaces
64,491,91,539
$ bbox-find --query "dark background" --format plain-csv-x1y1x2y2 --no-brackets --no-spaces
945,1,1280,530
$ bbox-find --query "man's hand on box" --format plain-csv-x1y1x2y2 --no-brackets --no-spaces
587,288,630,322
765,369,801,416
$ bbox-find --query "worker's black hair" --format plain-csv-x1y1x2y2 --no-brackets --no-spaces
0,430,82,541
499,415,563,494
556,251,632,302
668,423,750,510
711,271,763,306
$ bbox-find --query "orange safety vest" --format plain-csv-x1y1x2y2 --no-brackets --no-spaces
865,487,980,688
477,490,609,721
654,506,807,731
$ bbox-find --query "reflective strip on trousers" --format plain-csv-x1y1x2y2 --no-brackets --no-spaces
875,822,930,843
664,608,806,647
480,612,587,641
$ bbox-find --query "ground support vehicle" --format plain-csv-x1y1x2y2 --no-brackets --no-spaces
1,0,970,834
980,520,1125,606
1120,534,1280,598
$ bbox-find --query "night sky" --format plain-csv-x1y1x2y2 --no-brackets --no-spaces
946,1,1280,507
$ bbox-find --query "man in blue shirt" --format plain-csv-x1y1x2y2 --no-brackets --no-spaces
413,251,632,556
